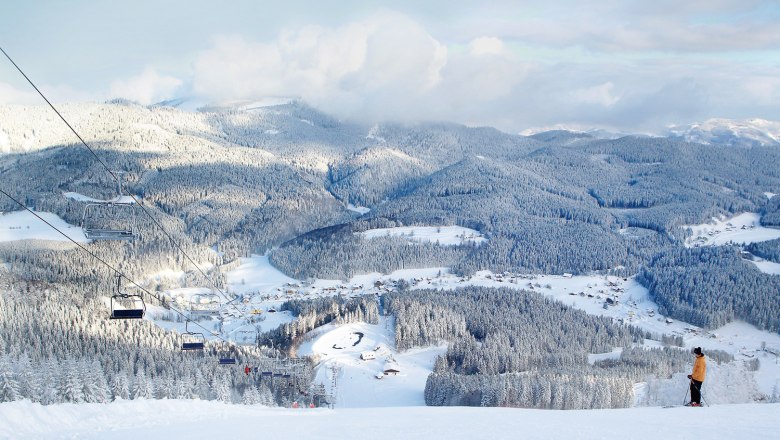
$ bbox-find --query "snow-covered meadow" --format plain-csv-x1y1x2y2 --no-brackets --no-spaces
683,212,780,275
360,225,486,246
684,212,780,248
0,210,88,243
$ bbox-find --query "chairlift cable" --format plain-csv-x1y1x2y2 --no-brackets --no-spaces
0,186,232,346
0,46,256,327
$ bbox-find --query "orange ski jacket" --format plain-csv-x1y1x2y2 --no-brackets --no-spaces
692,354,706,382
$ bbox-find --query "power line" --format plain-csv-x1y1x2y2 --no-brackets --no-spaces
0,186,229,346
0,45,256,327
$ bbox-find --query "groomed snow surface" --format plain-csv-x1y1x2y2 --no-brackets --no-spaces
296,319,446,407
1,399,778,440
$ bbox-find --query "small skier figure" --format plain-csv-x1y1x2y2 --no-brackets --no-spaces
244,364,251,376
687,347,706,406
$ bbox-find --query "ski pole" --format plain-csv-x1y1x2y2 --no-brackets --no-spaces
682,380,690,406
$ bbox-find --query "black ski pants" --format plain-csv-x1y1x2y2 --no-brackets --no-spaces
690,379,703,404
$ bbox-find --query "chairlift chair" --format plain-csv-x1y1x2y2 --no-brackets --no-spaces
110,275,145,319
218,347,237,364
181,322,205,351
81,201,138,241
110,294,146,319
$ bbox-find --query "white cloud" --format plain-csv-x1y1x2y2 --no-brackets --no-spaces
191,13,540,124
5,4,776,134
109,68,183,105
570,82,620,107
192,12,452,122
470,1,780,53
743,75,780,105
0,82,39,105
183,9,780,133
0,81,99,105
468,37,505,56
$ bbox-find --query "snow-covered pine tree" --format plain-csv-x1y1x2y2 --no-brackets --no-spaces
212,375,232,403
111,369,131,400
81,359,110,403
242,384,261,405
39,358,59,405
0,353,21,402
58,357,84,403
15,352,40,402
133,368,154,400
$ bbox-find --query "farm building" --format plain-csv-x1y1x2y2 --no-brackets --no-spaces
383,367,400,376
383,361,401,376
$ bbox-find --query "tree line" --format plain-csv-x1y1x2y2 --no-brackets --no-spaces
637,246,780,331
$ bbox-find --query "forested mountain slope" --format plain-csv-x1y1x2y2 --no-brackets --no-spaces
3,100,780,302
2,101,780,408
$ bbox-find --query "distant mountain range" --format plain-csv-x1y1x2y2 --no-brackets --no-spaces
523,118,780,148
3,97,777,155
152,97,780,148
667,118,780,148
1,99,778,272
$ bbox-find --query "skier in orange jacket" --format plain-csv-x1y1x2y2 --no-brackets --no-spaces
687,347,706,406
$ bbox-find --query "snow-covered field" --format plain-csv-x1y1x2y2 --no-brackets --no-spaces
685,212,780,247
683,211,780,274
225,254,297,296
1,399,778,440
360,225,486,246
347,203,370,215
0,210,88,243
63,192,135,204
750,258,780,275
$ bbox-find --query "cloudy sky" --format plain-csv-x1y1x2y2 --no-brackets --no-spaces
2,0,780,133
